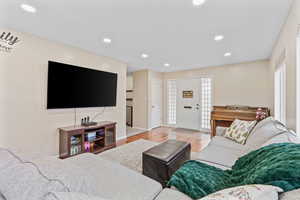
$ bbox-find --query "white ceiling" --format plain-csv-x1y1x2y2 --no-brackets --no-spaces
0,0,293,72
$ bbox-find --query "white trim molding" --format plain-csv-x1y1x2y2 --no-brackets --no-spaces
296,26,300,135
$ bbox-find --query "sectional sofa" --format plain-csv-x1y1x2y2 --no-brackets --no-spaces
0,117,299,200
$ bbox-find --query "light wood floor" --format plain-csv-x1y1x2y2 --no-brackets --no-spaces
118,127,211,152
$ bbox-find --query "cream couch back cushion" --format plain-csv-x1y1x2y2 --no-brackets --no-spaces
246,118,287,148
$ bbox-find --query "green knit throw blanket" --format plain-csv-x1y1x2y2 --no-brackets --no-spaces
168,143,300,199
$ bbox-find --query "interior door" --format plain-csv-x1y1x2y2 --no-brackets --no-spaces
151,79,163,128
176,79,201,130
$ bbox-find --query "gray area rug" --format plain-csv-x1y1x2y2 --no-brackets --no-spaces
98,139,198,173
98,139,158,173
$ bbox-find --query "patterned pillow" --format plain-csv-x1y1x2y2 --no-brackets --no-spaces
198,185,283,200
225,119,257,144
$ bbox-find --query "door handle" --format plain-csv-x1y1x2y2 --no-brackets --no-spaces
184,106,192,109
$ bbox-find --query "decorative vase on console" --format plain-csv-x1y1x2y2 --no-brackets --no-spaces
256,108,267,120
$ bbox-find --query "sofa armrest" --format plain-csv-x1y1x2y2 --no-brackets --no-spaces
216,127,227,136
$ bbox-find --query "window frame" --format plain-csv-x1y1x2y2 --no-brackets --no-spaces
296,31,300,134
274,60,287,125
200,77,212,130
167,79,177,125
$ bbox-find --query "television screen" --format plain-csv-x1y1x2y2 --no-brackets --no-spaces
47,61,118,109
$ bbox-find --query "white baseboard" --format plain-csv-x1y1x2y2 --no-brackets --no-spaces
117,135,127,141
132,126,150,131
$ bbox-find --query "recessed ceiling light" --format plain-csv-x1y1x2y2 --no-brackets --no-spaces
224,52,232,57
164,63,170,67
20,4,36,13
103,38,112,44
193,0,206,6
214,35,224,41
141,54,149,58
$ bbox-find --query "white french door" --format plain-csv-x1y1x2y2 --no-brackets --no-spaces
173,78,212,131
176,79,202,130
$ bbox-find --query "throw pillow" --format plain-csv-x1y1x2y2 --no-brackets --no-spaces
44,192,108,200
198,185,283,200
224,119,257,144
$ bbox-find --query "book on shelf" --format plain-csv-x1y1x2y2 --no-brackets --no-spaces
71,136,81,145
70,145,81,156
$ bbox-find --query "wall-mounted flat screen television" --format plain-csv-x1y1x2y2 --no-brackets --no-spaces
47,61,118,109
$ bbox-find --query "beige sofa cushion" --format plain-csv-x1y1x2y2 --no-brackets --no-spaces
250,117,275,134
280,189,300,200
210,136,247,152
0,150,68,200
216,127,227,136
0,148,20,170
246,119,287,149
196,159,230,170
195,135,250,168
0,193,5,200
155,189,192,200
196,143,244,168
64,153,162,200
45,192,108,200
262,132,300,147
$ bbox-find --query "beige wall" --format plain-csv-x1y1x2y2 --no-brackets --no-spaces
270,0,300,130
0,29,127,155
126,74,133,91
163,60,272,124
132,70,149,129
132,70,163,129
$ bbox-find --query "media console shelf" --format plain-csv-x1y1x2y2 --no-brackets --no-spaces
59,121,116,159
